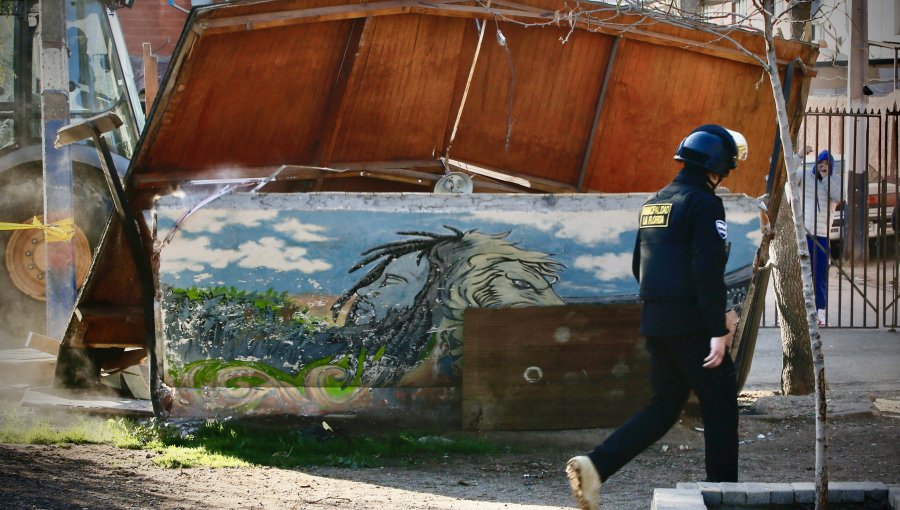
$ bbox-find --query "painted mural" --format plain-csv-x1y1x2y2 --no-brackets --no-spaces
154,193,763,417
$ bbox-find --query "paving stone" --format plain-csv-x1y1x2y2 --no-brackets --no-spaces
742,482,773,505
652,488,706,510
767,482,796,505
888,485,899,509
792,482,816,504
697,482,723,505
828,484,842,502
855,481,889,502
831,482,865,503
720,483,747,506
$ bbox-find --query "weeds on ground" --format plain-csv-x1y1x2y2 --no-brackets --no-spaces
0,405,506,469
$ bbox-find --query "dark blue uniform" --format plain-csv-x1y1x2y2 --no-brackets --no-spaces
587,168,738,483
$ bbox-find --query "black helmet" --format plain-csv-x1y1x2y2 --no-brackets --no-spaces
674,124,748,177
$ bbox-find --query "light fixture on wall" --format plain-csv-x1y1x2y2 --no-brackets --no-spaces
434,172,474,194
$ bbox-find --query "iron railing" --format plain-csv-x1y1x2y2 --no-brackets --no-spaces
761,107,900,329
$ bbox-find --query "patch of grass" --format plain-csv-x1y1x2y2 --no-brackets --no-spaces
0,405,507,469
141,419,508,469
152,446,249,468
0,406,117,445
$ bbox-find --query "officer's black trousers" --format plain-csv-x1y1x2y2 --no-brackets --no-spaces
587,333,738,482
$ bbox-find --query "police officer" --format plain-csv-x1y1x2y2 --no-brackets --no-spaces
565,125,747,510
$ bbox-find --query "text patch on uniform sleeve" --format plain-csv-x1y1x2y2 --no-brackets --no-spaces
716,219,728,239
640,203,672,228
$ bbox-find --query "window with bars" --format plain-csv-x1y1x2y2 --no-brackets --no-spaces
699,0,747,25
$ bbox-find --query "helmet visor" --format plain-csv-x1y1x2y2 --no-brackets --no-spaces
725,128,749,162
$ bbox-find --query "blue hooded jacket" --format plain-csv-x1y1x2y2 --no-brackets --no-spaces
814,150,835,180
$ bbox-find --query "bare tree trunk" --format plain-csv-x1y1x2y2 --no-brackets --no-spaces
768,0,816,396
770,197,815,395
760,1,828,508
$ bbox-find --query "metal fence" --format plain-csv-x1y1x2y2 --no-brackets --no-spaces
760,107,900,329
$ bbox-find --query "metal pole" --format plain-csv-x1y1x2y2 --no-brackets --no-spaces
39,0,75,340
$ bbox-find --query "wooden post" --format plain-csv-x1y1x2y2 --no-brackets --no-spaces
142,43,159,113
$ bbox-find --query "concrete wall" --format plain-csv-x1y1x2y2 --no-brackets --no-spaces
153,192,763,418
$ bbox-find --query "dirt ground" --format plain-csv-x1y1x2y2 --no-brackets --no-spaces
0,390,897,510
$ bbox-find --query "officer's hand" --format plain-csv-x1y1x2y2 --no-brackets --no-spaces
703,336,729,369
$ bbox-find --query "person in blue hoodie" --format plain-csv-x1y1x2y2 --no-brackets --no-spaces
800,150,842,326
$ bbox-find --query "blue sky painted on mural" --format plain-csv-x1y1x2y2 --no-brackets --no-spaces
156,199,761,302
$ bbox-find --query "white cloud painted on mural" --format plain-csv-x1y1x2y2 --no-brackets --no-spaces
574,253,633,280
162,236,241,272
466,207,756,246
192,272,213,283
158,208,280,234
162,236,332,274
236,237,333,272
465,211,637,245
273,219,331,242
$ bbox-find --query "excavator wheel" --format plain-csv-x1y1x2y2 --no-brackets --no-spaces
0,160,112,349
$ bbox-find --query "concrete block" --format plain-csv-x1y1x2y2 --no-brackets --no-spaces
827,484,842,502
855,481,889,502
743,482,773,505
767,482,796,505
888,485,900,510
830,482,864,503
652,488,706,510
720,483,747,506
697,482,723,505
792,482,816,504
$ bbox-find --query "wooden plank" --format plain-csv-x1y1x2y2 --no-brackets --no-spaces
141,20,351,174
0,348,56,388
25,332,61,356
195,0,806,68
449,21,610,185
0,348,57,363
142,43,159,112
577,36,619,192
313,17,373,166
328,13,467,162
445,158,578,193
462,303,650,431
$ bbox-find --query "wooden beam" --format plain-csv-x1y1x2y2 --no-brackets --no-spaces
142,43,159,113
577,36,619,192
193,0,806,68
132,160,445,189
25,332,61,356
312,17,374,168
446,158,578,193
74,305,144,323
135,161,532,193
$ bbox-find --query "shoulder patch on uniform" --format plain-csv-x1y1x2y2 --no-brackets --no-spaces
640,203,672,228
715,220,727,239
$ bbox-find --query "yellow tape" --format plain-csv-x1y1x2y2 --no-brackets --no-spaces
0,216,76,242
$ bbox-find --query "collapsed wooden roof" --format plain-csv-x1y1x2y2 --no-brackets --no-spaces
129,0,818,197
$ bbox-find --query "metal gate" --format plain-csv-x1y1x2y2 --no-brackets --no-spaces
761,107,900,329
